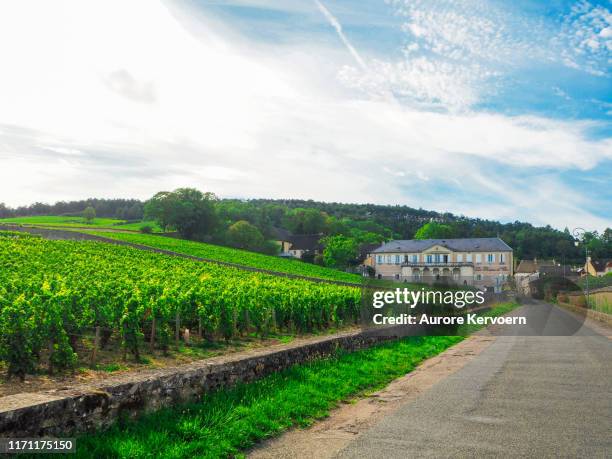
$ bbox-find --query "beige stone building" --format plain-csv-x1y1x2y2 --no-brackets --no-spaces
372,237,513,291
584,257,612,277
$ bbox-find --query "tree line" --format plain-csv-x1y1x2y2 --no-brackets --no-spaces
2,190,610,266
0,199,144,221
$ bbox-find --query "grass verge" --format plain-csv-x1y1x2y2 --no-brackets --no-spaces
49,302,518,459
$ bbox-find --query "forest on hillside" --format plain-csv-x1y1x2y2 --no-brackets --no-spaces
1,192,610,265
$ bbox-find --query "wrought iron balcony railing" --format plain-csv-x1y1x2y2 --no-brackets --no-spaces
401,262,474,268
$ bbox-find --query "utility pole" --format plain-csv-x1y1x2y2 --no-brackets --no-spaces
573,228,590,308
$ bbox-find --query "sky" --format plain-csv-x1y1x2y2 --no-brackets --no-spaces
0,0,610,232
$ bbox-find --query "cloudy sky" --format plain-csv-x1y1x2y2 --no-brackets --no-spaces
0,0,610,231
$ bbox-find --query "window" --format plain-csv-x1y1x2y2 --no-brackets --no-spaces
395,255,401,264
466,254,472,262
434,254,441,263
500,253,505,263
487,254,494,263
412,254,418,263
476,274,482,280
476,254,482,263
386,255,392,264
376,255,383,264
426,254,433,264
457,254,463,262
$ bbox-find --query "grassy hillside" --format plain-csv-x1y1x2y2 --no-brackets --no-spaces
0,216,161,232
87,232,362,284
0,215,123,226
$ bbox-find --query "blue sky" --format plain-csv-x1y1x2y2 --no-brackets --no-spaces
0,0,610,231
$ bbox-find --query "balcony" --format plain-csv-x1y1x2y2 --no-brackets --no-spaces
401,262,474,268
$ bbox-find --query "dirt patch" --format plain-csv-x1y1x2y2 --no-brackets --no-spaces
248,334,496,459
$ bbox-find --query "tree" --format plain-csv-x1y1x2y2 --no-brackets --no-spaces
322,235,358,269
414,221,454,239
0,203,13,219
226,220,265,251
82,206,96,223
144,191,176,231
144,188,219,239
259,240,281,256
283,208,327,234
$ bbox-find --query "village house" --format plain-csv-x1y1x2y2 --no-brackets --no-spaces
584,257,612,277
514,258,576,295
272,228,323,260
372,237,513,291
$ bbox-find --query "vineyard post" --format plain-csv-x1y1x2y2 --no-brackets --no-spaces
122,323,127,361
271,307,277,331
150,316,156,351
47,338,54,375
175,310,180,348
90,325,101,367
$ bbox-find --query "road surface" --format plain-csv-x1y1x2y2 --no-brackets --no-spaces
337,302,611,458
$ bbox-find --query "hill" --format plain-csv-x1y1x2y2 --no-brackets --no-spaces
86,231,362,283
2,196,610,264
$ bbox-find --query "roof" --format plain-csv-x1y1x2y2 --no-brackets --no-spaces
539,265,574,276
271,227,292,241
288,234,323,251
591,259,612,272
357,243,381,262
516,259,556,274
359,243,380,255
372,237,512,254
515,260,536,274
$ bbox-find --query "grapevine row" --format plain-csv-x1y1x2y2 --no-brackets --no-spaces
0,232,361,379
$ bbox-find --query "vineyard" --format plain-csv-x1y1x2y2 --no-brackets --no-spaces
0,232,361,380
87,231,362,283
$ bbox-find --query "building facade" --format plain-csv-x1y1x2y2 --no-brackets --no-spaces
273,230,323,260
372,238,513,291
584,257,612,277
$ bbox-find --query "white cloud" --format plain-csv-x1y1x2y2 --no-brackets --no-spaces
558,0,612,76
340,0,611,111
0,0,610,232
358,0,552,110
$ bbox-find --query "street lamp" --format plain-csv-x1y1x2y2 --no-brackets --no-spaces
573,227,589,308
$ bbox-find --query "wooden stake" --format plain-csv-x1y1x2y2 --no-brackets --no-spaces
150,317,156,351
90,326,100,367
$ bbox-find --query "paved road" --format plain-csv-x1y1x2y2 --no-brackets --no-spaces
338,302,612,458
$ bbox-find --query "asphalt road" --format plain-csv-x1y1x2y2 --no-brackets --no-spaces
337,302,612,458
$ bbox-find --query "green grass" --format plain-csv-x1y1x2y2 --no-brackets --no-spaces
96,363,129,373
85,232,362,284
112,220,162,232
65,303,517,459
0,215,125,227
0,216,162,233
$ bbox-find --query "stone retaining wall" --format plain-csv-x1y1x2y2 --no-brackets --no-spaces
0,328,399,437
557,301,612,326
